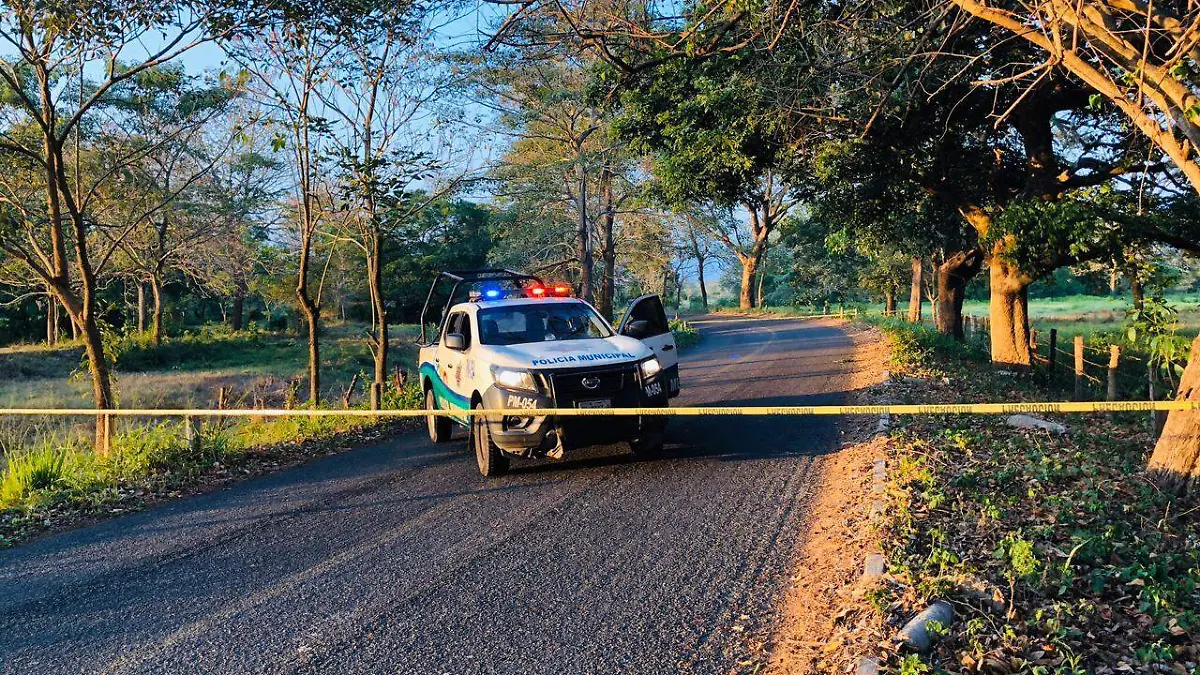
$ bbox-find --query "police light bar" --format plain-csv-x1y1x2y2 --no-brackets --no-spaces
470,285,509,301
551,284,572,297
528,285,547,297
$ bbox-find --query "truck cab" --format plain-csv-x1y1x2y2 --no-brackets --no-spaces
416,270,680,476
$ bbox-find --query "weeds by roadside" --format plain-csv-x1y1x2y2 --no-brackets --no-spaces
0,379,425,548
863,319,1199,675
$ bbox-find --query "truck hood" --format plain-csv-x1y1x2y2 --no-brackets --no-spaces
481,335,651,370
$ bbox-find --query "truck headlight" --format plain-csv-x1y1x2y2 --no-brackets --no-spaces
640,357,662,379
493,366,539,392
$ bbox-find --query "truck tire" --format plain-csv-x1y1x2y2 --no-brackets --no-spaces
629,431,665,457
471,402,510,477
426,389,453,444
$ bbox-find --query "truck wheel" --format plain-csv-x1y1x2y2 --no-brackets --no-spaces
471,402,510,477
426,389,452,444
629,432,664,457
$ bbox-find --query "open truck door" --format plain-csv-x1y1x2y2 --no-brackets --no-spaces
617,295,681,398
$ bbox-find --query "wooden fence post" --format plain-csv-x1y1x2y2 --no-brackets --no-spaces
185,415,202,452
96,414,113,455
1048,329,1058,380
1074,336,1085,400
1106,345,1120,418
1029,329,1038,359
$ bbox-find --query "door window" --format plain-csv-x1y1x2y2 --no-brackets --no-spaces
625,296,670,337
444,312,470,347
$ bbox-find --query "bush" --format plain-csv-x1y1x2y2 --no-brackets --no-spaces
669,319,701,349
103,327,271,372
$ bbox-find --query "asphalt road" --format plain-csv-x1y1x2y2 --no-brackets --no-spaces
0,315,859,675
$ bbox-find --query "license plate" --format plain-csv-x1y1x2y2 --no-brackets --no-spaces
577,399,612,409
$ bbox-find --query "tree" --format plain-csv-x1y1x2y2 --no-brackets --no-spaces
675,209,721,312
232,14,341,404
474,54,610,303
322,1,457,409
609,55,800,309
197,137,286,331
946,0,1200,486
99,65,240,344
0,0,258,449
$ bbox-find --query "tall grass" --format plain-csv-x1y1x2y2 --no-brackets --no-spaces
0,444,70,505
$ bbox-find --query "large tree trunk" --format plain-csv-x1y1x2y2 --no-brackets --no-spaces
300,299,320,404
1132,278,1145,312
907,257,923,323
231,283,245,332
739,253,760,310
296,229,321,404
150,274,164,346
935,250,984,340
884,289,897,315
697,258,709,312
1148,332,1200,493
989,255,1034,367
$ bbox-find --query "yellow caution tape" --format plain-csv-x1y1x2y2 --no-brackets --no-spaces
0,400,1193,418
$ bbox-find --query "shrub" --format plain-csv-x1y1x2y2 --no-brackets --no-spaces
669,319,701,349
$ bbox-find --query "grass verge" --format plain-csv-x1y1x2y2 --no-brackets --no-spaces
0,381,424,548
860,318,1199,674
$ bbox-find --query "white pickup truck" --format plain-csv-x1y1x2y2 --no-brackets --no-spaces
416,270,680,476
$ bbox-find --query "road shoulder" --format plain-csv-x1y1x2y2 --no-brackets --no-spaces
766,323,891,673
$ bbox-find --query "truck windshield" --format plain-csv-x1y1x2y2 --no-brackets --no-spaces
477,303,613,345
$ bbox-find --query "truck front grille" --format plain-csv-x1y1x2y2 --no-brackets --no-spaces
548,364,637,400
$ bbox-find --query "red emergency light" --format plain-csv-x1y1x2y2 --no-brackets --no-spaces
528,285,547,297
551,284,572,297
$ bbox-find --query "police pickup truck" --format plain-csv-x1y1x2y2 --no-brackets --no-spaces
417,269,680,476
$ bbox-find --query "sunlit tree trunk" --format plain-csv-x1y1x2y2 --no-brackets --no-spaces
1149,334,1200,493
597,166,616,319
368,231,387,410
988,246,1033,367
907,257,923,323
575,144,593,304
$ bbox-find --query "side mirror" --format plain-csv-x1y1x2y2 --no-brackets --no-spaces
623,320,651,339
444,332,467,351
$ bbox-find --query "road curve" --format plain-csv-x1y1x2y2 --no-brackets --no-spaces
0,315,859,675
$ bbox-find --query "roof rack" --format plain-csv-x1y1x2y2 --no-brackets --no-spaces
417,269,545,345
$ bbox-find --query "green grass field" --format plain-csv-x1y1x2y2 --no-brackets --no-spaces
960,293,1200,340
0,322,421,456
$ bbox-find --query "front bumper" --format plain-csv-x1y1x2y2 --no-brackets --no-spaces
481,362,670,456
